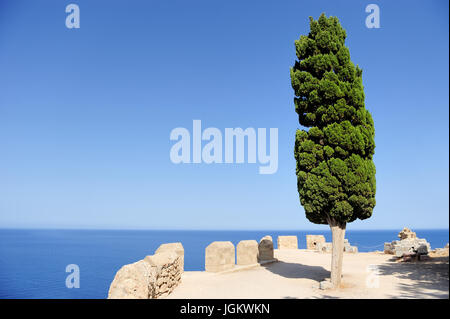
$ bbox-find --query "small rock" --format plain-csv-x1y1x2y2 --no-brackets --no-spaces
319,280,334,290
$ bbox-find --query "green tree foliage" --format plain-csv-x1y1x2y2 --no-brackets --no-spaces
291,14,376,226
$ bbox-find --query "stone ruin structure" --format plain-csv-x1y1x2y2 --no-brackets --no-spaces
306,235,325,250
277,235,298,249
108,242,184,299
206,237,276,272
258,235,274,261
109,235,279,298
398,227,416,240
343,239,358,253
384,228,431,261
307,235,358,253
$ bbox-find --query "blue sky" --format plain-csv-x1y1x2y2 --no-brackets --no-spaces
0,0,448,230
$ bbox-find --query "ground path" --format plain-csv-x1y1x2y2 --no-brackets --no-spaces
167,249,449,299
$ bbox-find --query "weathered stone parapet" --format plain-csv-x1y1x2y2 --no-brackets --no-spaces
205,241,235,272
108,259,157,299
306,235,325,250
236,240,258,265
277,236,298,249
258,235,274,261
108,243,184,299
155,242,184,271
145,252,182,298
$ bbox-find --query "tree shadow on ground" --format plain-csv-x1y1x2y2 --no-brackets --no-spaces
377,256,449,299
263,260,330,281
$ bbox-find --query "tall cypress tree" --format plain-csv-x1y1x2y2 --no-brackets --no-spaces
290,13,376,287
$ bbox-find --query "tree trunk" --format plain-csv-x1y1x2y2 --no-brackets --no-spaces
329,220,346,288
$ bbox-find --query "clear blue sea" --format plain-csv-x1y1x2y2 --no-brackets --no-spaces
0,229,448,299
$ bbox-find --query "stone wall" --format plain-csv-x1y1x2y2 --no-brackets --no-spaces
145,251,182,298
108,242,183,299
236,240,258,265
258,235,274,261
205,237,276,271
109,235,281,298
384,241,396,254
306,235,325,250
108,259,156,299
308,236,358,253
155,242,184,272
205,241,235,272
277,236,298,249
343,239,358,253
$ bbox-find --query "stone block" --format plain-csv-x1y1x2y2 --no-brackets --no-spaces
277,236,298,249
394,243,412,258
236,240,259,265
319,280,334,290
306,235,325,250
205,241,235,272
258,236,274,261
392,238,431,257
416,244,429,255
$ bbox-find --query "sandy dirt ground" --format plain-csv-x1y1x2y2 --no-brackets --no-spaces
167,249,449,299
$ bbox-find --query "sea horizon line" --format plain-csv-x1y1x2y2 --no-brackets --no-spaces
0,227,448,232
